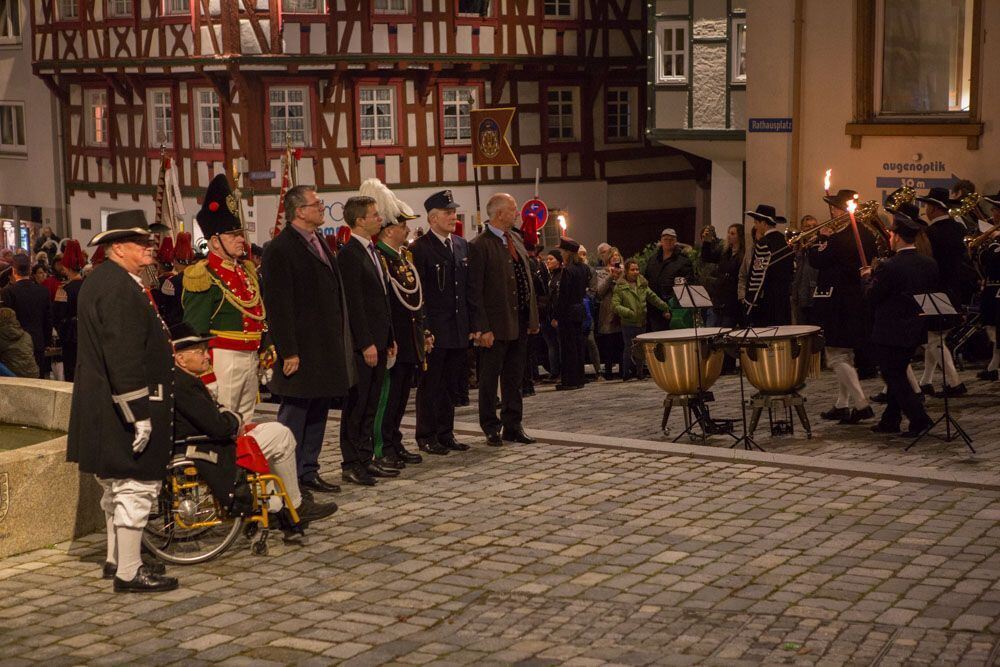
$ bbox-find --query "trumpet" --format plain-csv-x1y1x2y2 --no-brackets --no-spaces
966,218,1000,252
949,192,984,220
772,200,883,266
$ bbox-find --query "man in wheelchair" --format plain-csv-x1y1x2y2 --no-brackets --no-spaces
171,323,338,532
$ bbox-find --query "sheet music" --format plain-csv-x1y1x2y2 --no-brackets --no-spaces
914,293,957,316
674,284,713,309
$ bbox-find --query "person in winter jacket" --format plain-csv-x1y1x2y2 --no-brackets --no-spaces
0,307,40,378
612,260,671,380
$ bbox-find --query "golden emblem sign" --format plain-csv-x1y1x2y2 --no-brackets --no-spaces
471,107,518,167
226,193,239,216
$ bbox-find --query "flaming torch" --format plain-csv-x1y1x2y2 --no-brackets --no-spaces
558,214,567,237
845,195,868,269
824,169,832,196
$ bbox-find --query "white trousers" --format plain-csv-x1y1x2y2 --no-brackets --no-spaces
97,477,161,579
920,331,960,387
827,347,868,409
213,348,259,424
250,421,302,512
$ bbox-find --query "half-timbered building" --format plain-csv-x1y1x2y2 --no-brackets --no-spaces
28,0,710,254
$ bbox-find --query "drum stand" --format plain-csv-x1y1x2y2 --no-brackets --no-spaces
726,333,766,452
661,391,735,443
748,391,812,439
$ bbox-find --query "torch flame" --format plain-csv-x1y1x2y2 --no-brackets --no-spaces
823,169,832,193
558,215,567,232
846,199,857,214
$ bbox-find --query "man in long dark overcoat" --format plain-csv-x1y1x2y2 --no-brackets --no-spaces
66,210,178,593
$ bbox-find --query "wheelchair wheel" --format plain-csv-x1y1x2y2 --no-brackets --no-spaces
142,459,244,565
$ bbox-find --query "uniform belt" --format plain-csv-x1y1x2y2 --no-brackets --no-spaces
209,329,262,341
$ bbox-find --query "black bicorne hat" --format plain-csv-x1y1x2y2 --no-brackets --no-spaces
746,204,784,225
823,189,858,210
916,187,956,211
196,174,243,239
169,321,214,351
88,210,153,247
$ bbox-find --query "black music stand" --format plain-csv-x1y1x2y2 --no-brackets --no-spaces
725,326,776,452
670,283,736,443
907,293,974,453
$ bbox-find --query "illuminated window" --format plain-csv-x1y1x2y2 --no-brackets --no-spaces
86,90,108,147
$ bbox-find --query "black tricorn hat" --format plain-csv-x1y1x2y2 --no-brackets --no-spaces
916,187,956,211
823,189,858,210
558,237,581,253
745,204,783,225
169,321,214,351
88,210,153,247
196,174,243,239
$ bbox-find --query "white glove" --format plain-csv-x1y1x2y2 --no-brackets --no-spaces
132,418,152,454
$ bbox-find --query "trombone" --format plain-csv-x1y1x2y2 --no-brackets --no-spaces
771,200,883,266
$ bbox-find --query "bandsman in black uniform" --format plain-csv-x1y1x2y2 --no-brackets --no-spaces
744,204,793,326
410,190,477,455
916,188,971,396
66,210,178,593
359,178,429,469
810,189,878,425
864,203,937,437
977,189,1000,381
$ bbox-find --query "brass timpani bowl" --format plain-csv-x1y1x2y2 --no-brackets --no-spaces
726,325,823,394
635,328,732,396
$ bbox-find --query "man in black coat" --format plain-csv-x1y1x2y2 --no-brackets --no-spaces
410,190,477,455
469,192,540,446
916,188,971,396
745,205,793,326
262,185,355,496
643,228,693,331
864,205,937,436
66,210,178,593
337,195,399,486
1,253,52,377
551,238,588,390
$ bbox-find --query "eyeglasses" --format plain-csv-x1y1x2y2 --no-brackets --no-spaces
307,200,325,209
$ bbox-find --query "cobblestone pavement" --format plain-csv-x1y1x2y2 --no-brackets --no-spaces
3,436,1000,665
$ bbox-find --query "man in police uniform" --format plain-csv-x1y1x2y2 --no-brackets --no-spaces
67,210,178,593
744,204,793,326
360,179,431,469
410,190,477,455
183,174,265,423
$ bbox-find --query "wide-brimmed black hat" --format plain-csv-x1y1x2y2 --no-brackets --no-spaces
558,237,581,253
196,174,243,239
916,187,956,211
424,190,459,213
88,210,153,247
169,322,214,351
823,189,858,210
746,204,783,225
891,203,925,234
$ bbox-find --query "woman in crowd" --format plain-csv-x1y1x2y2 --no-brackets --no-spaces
539,250,562,384
613,259,671,381
706,223,746,329
593,246,624,380
552,239,588,391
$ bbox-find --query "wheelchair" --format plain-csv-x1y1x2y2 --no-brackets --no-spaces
141,436,301,564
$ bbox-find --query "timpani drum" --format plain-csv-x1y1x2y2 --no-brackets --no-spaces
635,328,731,396
725,325,823,394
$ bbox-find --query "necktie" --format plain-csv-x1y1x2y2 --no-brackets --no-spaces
368,242,386,290
444,236,453,256
309,233,330,267
503,231,519,261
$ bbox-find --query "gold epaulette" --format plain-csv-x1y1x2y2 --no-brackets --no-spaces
242,259,258,281
182,260,212,293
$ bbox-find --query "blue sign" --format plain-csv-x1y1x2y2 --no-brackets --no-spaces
749,118,793,133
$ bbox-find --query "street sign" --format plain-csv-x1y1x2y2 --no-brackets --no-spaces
521,198,548,228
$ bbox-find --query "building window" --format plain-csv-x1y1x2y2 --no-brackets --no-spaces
269,87,309,147
196,89,222,149
359,86,395,146
58,0,78,19
655,20,688,84
148,89,173,147
163,0,188,14
457,0,490,17
606,88,635,141
107,0,131,17
731,18,747,83
374,0,408,14
543,0,573,18
876,0,973,115
0,0,21,43
85,90,108,147
442,87,476,145
284,0,321,11
547,87,577,141
0,103,26,154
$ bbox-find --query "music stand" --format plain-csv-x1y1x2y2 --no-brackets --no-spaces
726,326,772,452
671,283,736,443
907,293,974,453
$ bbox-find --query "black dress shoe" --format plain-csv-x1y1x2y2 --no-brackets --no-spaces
269,507,306,537
113,565,179,593
839,406,875,424
486,432,503,447
977,369,998,382
300,475,341,494
367,461,400,478
440,437,470,452
502,427,537,444
820,407,850,421
870,392,888,404
417,438,449,455
397,446,423,464
940,382,967,397
342,467,376,486
103,559,166,580
871,422,901,434
378,454,406,470
919,384,935,397
296,498,338,524
902,420,933,438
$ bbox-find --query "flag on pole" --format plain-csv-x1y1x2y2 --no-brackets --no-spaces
471,107,518,167
272,147,291,239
